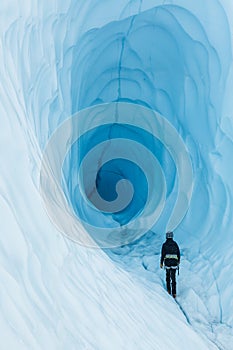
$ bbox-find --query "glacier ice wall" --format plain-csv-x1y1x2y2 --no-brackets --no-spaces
35,0,233,251
1,0,233,349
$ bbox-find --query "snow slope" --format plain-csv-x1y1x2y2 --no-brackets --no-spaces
1,0,233,349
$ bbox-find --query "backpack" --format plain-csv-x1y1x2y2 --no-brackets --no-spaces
163,240,179,268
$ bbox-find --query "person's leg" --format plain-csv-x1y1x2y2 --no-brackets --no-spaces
166,268,171,294
171,268,177,297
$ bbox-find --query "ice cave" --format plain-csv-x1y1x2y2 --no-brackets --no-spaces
1,1,233,349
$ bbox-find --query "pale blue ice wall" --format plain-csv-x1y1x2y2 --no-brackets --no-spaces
60,2,232,247
1,1,233,340
9,1,232,249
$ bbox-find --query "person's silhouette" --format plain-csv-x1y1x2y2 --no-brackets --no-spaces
160,231,180,298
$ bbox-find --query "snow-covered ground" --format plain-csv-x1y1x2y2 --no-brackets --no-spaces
1,1,233,349
108,230,233,350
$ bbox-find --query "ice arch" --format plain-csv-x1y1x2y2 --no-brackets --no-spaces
39,1,232,252
1,0,233,349
39,0,233,328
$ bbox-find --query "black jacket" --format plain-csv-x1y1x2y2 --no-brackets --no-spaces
160,238,180,267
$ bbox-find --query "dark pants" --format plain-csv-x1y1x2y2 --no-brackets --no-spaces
166,268,176,295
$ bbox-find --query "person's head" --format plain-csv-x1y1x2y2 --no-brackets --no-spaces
166,231,173,239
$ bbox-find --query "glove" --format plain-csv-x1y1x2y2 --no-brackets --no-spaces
160,263,163,269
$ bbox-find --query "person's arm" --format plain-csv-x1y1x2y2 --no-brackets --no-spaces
177,243,180,264
160,244,165,267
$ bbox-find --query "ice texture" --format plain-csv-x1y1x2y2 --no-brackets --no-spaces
0,0,233,349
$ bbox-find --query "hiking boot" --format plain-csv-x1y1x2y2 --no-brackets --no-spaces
172,294,176,298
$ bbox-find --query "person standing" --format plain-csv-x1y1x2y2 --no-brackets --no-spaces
160,231,180,298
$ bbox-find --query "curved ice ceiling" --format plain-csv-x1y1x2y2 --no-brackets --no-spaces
1,0,233,347
36,1,233,249
3,0,232,248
